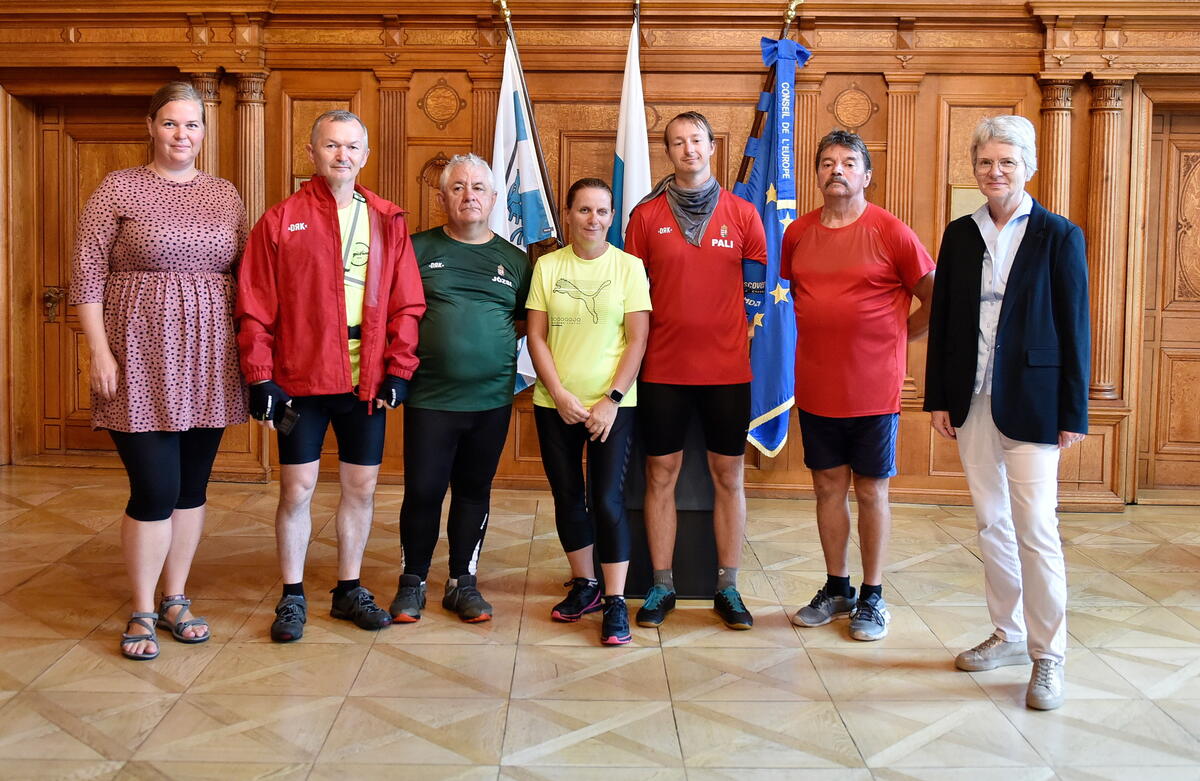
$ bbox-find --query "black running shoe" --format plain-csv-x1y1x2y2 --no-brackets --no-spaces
442,574,493,622
714,586,754,630
330,586,393,630
389,574,426,623
600,596,632,645
551,578,602,622
635,583,677,627
271,594,307,643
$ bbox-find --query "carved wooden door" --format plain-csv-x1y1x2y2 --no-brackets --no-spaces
24,97,264,477
1139,112,1200,494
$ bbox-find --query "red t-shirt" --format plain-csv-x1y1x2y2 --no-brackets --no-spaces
780,203,934,417
625,189,767,384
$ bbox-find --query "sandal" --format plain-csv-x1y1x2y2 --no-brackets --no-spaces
156,595,211,644
121,612,160,661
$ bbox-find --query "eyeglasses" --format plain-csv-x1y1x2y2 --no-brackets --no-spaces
974,158,1021,173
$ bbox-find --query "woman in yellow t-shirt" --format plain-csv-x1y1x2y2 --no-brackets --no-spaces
525,178,652,645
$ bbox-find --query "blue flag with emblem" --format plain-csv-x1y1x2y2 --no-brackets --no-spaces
490,37,557,250
733,36,811,457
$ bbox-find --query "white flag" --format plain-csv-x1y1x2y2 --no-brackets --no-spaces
607,17,651,250
490,38,556,250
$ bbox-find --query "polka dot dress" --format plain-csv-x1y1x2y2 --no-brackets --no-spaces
68,166,249,432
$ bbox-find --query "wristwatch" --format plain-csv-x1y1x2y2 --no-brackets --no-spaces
607,388,624,404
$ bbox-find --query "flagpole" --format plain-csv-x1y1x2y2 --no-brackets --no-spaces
735,0,804,187
493,0,565,247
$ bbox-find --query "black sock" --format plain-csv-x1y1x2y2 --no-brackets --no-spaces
333,578,361,598
825,574,852,598
860,583,883,600
283,582,305,598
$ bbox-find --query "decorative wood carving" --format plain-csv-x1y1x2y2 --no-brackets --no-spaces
1038,79,1075,216
794,74,824,215
188,71,220,175
378,72,412,206
884,73,922,226
829,84,878,130
471,75,501,159
235,71,268,224
1086,79,1128,401
417,78,466,131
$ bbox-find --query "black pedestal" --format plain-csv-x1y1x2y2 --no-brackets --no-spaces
595,417,718,599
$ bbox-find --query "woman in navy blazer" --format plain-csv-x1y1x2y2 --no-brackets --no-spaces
925,115,1089,712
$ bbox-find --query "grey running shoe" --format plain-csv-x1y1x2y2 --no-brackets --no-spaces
442,574,493,622
955,633,1030,672
389,574,426,623
330,586,393,630
848,592,891,641
270,594,307,643
1026,658,1065,710
792,585,857,627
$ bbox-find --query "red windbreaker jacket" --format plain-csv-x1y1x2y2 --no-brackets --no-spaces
236,176,425,400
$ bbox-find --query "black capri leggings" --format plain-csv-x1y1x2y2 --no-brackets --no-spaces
399,405,512,580
533,405,634,563
108,428,226,522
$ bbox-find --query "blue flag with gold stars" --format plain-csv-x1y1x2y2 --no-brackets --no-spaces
733,36,810,456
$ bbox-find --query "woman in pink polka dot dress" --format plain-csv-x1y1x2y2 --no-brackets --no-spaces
69,82,248,661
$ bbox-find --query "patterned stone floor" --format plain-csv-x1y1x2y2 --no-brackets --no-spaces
1,465,1199,779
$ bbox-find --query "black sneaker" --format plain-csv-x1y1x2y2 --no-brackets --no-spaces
714,586,754,630
271,594,307,643
389,574,426,623
635,583,677,627
330,586,393,630
551,578,602,622
442,574,493,622
600,597,632,645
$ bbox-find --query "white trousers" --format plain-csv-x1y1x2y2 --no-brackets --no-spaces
956,394,1067,662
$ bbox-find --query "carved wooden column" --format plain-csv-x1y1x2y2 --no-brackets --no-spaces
188,72,221,175
1038,78,1076,217
1085,79,1128,401
234,72,268,225
376,69,412,206
794,73,824,214
884,72,923,226
471,75,502,160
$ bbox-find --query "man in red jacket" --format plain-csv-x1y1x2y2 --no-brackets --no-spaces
237,110,425,642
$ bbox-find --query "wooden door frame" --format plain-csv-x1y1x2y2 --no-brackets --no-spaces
1127,75,1200,503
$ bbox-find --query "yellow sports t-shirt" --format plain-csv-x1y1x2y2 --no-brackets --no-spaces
338,193,370,385
525,244,652,409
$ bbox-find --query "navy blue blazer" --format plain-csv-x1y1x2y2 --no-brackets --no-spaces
924,198,1090,445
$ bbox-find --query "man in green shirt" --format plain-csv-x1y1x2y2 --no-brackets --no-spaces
389,153,531,623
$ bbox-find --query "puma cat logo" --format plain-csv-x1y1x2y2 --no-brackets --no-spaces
553,279,611,324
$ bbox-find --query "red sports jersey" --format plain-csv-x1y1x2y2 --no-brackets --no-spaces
780,203,935,417
625,189,767,385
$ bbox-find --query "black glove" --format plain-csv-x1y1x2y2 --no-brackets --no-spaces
375,375,409,408
250,380,291,423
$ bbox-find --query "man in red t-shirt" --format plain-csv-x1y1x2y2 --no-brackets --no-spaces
781,129,935,642
624,111,767,631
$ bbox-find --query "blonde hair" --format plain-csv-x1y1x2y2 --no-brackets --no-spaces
148,82,206,125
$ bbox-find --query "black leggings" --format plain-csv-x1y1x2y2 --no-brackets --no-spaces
108,428,226,522
533,405,634,563
399,405,512,580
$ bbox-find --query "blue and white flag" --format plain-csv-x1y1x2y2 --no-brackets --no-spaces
490,37,556,250
734,37,811,457
607,16,651,249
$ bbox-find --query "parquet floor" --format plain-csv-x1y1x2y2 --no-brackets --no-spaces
1,465,1199,779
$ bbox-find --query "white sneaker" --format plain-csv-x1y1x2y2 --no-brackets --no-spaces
955,633,1030,672
1026,658,1065,710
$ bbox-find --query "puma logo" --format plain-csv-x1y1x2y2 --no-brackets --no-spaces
553,278,611,324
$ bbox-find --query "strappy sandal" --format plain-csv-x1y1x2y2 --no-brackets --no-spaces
156,595,211,644
121,612,160,661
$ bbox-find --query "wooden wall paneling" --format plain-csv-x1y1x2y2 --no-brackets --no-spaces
185,71,221,175
375,68,412,206
235,71,269,225
1038,77,1078,217
0,85,10,464
8,92,39,462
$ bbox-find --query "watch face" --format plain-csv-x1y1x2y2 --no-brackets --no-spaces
609,389,624,403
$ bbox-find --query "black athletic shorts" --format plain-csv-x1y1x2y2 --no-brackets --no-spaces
277,393,387,466
638,381,750,457
795,407,899,479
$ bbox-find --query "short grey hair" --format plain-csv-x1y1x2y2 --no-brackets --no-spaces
439,152,494,191
970,115,1037,176
310,109,369,147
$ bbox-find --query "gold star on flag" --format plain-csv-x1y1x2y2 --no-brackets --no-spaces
779,215,794,229
769,283,790,304
752,312,765,329
766,183,778,203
